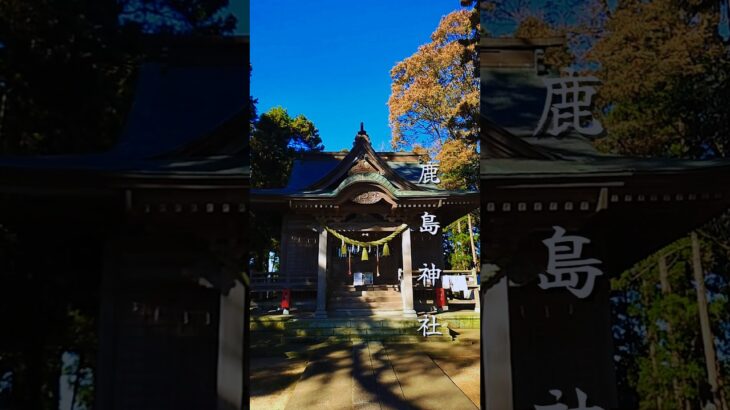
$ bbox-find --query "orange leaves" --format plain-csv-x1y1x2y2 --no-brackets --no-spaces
387,8,479,152
431,9,476,43
435,138,478,190
588,0,725,157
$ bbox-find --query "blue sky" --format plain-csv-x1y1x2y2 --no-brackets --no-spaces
251,1,461,151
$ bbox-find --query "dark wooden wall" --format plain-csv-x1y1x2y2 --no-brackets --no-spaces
280,228,318,286
99,234,221,410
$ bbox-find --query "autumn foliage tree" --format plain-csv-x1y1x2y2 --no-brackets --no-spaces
387,7,479,151
388,7,479,191
590,0,729,158
388,5,480,270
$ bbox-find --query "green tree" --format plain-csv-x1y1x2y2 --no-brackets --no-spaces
250,106,323,189
119,0,237,34
588,1,730,406
0,0,237,155
0,0,134,154
249,106,322,273
444,213,480,270
611,236,729,409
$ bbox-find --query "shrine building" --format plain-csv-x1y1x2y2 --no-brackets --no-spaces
251,126,480,318
0,36,248,410
480,37,730,410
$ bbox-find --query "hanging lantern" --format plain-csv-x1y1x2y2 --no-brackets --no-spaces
383,242,390,257
361,247,368,261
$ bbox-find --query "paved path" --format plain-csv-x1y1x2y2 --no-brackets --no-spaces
284,342,478,410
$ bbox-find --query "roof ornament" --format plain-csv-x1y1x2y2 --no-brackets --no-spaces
354,122,371,145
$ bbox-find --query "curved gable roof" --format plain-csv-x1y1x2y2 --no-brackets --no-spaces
304,129,422,192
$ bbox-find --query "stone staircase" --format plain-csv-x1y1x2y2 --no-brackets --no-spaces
328,285,403,316
250,311,480,346
250,316,455,344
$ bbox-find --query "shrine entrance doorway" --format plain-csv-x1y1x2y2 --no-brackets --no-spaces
325,224,406,316
328,231,402,288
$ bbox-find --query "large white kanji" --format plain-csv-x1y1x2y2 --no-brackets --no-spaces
417,314,442,337
416,263,441,287
538,226,603,299
534,69,603,137
420,212,440,235
417,162,440,184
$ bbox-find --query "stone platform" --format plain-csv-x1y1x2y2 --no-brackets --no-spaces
250,311,479,345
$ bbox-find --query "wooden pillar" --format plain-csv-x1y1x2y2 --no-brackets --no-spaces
400,227,417,318
314,227,328,318
217,279,245,410
483,275,513,410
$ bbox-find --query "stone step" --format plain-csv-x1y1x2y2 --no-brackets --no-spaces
340,284,399,291
250,335,470,348
330,290,401,298
328,309,405,317
250,317,424,330
440,317,480,329
256,326,435,338
330,294,402,303
280,334,455,344
329,302,403,310
250,316,473,345
329,295,401,302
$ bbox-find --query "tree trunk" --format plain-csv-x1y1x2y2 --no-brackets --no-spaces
467,213,478,270
658,252,688,409
691,231,723,410
642,278,663,410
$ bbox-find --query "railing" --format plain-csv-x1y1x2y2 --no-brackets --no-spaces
442,269,479,289
251,268,479,291
250,271,316,291
411,268,480,311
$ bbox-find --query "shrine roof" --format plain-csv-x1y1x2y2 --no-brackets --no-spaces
281,157,438,192
481,67,546,138
481,131,730,179
481,157,730,179
481,124,730,178
256,159,467,198
269,171,474,199
253,129,478,200
479,37,730,178
0,154,247,172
